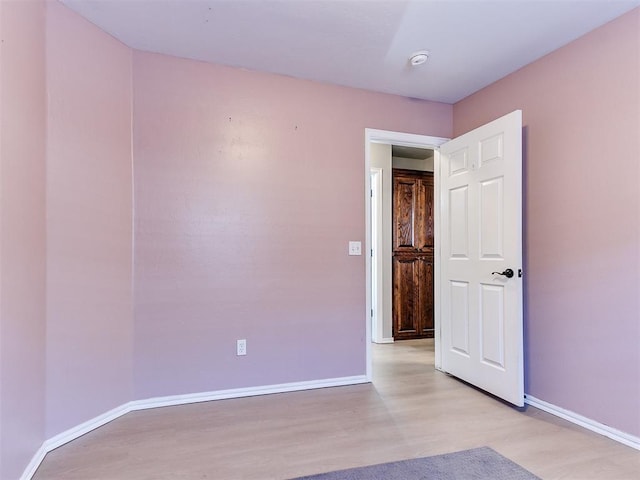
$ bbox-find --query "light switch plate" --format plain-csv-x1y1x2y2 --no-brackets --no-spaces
348,241,362,256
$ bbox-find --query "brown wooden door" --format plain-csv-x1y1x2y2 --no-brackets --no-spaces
392,169,434,339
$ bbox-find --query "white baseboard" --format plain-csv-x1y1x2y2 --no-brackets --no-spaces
372,337,394,344
20,375,369,480
19,445,47,480
525,394,640,450
20,402,135,480
44,402,134,452
130,375,369,411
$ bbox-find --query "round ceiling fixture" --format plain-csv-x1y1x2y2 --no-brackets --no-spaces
409,50,430,66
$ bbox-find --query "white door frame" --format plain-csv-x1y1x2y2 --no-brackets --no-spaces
365,129,449,380
370,168,384,344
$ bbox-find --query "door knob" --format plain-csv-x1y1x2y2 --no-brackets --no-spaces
492,268,514,278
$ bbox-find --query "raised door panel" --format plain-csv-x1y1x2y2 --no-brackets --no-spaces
419,256,434,337
393,176,418,252
393,256,419,338
417,177,434,251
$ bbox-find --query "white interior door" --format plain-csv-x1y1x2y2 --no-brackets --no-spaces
439,110,523,406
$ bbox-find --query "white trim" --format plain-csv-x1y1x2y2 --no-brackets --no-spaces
433,149,442,370
367,129,449,148
373,337,395,344
364,128,449,381
20,402,135,480
20,375,368,480
130,376,368,411
43,402,134,452
370,167,383,344
19,445,47,480
525,394,640,450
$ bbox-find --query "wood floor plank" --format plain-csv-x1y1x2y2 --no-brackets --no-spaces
33,340,640,479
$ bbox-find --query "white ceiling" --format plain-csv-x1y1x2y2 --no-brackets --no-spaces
60,0,640,104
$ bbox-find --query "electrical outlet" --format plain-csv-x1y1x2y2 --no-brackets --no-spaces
236,339,247,356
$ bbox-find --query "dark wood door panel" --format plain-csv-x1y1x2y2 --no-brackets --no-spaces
393,178,418,251
393,256,419,337
392,168,435,340
419,257,434,337
417,179,434,251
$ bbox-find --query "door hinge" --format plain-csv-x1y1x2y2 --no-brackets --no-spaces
371,308,374,318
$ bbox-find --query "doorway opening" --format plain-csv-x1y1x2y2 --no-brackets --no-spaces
364,129,449,380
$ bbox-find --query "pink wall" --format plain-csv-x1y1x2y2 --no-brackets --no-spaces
4,2,637,476
0,1,47,478
454,8,640,437
132,51,452,398
45,1,133,437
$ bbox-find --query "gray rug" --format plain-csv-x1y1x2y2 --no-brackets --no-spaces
292,447,540,479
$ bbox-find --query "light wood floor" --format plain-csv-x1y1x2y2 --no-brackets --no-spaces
34,340,639,479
